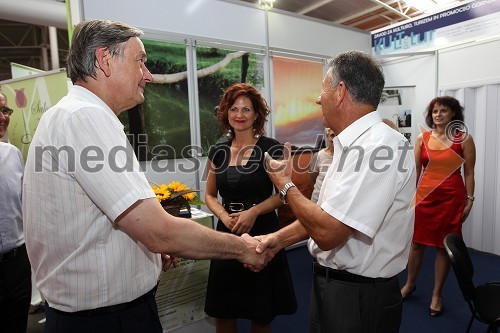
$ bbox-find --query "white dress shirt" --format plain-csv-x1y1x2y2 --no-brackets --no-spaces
308,111,416,278
0,142,25,253
23,86,161,312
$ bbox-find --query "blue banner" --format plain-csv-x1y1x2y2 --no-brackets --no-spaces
371,0,500,55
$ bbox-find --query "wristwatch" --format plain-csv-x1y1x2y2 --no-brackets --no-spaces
466,195,475,202
279,182,296,204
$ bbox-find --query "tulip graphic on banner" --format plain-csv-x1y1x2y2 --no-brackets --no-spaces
15,88,32,144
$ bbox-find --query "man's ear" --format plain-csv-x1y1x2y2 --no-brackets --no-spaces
95,47,111,77
336,81,347,105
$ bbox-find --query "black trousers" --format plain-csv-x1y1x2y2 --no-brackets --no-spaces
309,267,402,333
44,288,162,333
0,243,32,333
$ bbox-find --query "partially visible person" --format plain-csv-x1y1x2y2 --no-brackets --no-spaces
0,92,8,142
0,98,32,333
400,96,476,317
204,83,297,333
22,20,271,333
0,91,6,107
254,51,416,333
308,127,334,203
382,118,398,131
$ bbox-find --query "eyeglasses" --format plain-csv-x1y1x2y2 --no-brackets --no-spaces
0,107,13,117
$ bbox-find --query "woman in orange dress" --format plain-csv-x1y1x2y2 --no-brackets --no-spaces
400,96,476,316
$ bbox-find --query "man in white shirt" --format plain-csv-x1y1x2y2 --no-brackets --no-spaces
23,20,269,333
258,51,416,333
0,95,32,333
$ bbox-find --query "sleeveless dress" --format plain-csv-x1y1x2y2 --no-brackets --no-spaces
204,136,297,324
413,131,466,247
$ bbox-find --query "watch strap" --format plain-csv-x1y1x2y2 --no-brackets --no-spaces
280,182,296,204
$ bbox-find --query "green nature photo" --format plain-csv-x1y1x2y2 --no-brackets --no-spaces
119,39,264,160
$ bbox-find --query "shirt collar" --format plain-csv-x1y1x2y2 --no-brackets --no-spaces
336,111,382,148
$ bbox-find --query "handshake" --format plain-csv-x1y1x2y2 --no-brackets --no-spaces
240,233,280,272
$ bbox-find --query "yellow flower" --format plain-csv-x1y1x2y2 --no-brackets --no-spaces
150,181,204,206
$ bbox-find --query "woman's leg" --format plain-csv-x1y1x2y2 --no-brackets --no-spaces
430,247,451,312
216,318,237,333
401,242,426,297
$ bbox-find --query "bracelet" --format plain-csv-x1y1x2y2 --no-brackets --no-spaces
218,208,226,219
466,195,475,202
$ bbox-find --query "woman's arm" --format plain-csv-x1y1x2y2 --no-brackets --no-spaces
205,160,232,228
414,133,423,184
462,134,476,221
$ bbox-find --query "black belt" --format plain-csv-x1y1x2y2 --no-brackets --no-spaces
48,286,157,316
222,198,260,212
312,261,395,284
0,243,25,263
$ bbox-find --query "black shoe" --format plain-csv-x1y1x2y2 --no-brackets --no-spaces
429,306,443,317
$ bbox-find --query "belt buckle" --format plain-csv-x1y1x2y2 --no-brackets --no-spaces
229,202,244,212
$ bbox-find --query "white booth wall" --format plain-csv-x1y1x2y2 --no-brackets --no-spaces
380,37,500,256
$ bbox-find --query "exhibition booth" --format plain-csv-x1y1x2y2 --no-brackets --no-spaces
1,0,500,331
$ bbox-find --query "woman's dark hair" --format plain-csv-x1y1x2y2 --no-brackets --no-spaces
217,83,270,138
425,96,464,128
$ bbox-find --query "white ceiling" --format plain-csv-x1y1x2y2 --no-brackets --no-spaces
237,0,465,31
0,0,466,81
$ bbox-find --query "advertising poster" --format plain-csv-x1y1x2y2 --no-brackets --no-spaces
273,57,324,147
155,209,214,332
0,68,69,160
371,0,500,56
377,87,415,144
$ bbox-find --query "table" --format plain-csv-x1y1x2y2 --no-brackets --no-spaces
155,208,214,332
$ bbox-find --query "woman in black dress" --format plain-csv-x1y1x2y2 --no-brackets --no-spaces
204,83,297,333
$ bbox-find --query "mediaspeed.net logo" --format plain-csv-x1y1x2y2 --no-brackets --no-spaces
411,121,469,209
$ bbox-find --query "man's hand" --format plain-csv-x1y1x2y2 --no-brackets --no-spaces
264,142,293,189
161,254,179,271
239,233,274,272
243,232,282,272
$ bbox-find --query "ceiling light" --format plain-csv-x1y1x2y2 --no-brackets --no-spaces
259,0,276,10
404,0,463,13
404,0,437,12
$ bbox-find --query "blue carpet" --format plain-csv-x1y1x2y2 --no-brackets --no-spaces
238,244,500,333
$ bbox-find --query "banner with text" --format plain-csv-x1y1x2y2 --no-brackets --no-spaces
0,69,69,160
371,0,500,56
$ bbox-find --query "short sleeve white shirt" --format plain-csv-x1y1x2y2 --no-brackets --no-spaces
0,142,25,252
308,111,415,278
23,86,161,312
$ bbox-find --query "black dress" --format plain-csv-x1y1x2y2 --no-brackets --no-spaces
204,136,297,324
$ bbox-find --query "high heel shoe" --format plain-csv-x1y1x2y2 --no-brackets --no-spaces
429,297,443,317
429,306,443,317
401,285,416,300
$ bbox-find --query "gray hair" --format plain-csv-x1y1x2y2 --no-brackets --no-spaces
326,51,385,108
66,20,144,84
